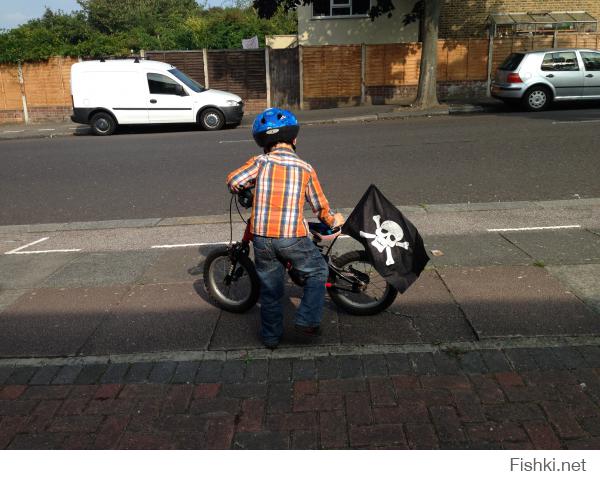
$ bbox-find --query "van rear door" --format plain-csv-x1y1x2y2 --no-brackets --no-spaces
146,73,194,123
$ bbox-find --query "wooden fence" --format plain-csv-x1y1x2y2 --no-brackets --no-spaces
3,33,600,124
146,49,268,113
302,32,600,105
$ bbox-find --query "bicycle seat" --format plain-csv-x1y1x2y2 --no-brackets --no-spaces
308,222,341,242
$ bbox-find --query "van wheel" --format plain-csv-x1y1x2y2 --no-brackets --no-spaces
199,108,225,131
90,112,117,136
522,86,551,112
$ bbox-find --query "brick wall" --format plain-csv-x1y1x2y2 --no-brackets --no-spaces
367,81,488,104
441,0,600,38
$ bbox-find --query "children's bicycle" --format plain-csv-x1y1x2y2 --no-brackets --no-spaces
203,189,398,316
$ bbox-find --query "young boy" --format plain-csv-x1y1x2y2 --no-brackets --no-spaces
226,108,344,349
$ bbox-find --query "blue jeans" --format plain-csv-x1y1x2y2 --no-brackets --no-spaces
252,235,329,345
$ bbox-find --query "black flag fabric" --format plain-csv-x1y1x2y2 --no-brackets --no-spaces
342,185,429,293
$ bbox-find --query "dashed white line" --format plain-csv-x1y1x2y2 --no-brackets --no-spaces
3,130,25,133
151,241,230,249
487,225,581,232
37,128,56,131
10,249,82,254
552,119,600,124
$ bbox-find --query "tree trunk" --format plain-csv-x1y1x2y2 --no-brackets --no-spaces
414,0,442,109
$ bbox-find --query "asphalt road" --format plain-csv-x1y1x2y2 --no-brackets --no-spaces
1,105,600,226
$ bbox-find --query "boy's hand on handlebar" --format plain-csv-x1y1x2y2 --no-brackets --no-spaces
332,213,345,228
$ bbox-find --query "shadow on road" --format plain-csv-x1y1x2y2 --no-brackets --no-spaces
478,98,600,122
75,123,240,137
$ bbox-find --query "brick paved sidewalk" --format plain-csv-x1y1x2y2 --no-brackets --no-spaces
2,345,600,449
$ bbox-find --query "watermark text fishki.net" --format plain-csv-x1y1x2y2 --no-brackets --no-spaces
510,457,587,473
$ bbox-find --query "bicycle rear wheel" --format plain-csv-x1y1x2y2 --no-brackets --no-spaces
328,250,397,316
203,247,260,313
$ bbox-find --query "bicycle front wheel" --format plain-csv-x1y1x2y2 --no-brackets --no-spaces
328,250,397,316
203,247,260,313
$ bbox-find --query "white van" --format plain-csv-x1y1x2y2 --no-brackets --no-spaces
70,59,244,135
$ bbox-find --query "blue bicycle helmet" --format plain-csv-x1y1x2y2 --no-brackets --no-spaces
252,108,299,149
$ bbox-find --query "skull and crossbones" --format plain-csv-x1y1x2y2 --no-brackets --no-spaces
360,215,409,266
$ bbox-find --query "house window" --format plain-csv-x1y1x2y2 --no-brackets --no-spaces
313,0,371,18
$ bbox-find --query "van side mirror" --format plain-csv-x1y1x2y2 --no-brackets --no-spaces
175,84,187,96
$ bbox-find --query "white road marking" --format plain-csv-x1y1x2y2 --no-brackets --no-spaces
3,130,25,133
151,241,230,249
10,249,82,255
487,225,581,232
37,128,56,131
218,140,253,144
5,237,49,254
4,237,81,255
552,119,600,124
152,236,350,249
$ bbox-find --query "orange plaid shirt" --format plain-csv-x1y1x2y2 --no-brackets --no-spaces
226,146,336,238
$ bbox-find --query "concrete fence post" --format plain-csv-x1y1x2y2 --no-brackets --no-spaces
361,43,366,105
265,46,272,108
486,25,495,98
17,61,29,125
299,45,304,110
202,48,210,88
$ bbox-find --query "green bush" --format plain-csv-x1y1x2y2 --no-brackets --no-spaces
0,1,297,63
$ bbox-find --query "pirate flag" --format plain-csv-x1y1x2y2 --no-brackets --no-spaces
342,185,429,293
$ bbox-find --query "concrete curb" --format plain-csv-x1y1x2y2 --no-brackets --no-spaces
0,102,500,141
1,334,600,367
1,197,598,234
0,127,90,142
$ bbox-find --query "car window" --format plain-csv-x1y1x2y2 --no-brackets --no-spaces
541,52,580,72
147,73,182,95
580,51,600,71
499,53,524,71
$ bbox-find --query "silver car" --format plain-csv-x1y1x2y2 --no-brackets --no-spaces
491,48,600,111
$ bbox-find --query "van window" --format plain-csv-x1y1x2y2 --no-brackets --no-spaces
499,53,524,71
541,52,580,71
147,73,182,95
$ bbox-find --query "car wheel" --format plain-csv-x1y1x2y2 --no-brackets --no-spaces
90,112,117,136
523,86,551,112
199,108,225,131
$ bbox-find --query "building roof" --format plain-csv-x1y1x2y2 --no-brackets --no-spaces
488,11,597,27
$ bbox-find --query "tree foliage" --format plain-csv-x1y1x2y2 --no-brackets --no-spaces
0,0,297,63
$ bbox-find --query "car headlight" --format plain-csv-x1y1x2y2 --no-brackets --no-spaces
225,100,239,106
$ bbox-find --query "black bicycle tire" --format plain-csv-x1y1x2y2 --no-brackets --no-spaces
203,247,260,313
328,250,398,316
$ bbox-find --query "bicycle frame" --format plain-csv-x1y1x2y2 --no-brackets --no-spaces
228,223,368,294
